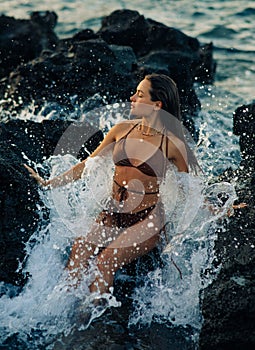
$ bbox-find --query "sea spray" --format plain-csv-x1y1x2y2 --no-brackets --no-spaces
128,170,236,334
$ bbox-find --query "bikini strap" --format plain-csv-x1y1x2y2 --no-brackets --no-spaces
159,132,164,150
120,122,139,140
162,133,169,177
165,134,169,159
159,127,167,152
114,179,159,198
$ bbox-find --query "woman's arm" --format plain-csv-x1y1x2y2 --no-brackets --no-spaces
24,122,121,188
227,202,247,217
24,161,86,188
204,198,247,217
167,136,189,173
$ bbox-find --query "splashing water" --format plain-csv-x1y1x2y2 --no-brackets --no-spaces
128,172,236,334
0,157,237,348
0,103,238,348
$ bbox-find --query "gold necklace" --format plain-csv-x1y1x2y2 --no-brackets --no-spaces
137,123,163,136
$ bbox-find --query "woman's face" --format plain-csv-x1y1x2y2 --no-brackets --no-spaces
130,79,159,117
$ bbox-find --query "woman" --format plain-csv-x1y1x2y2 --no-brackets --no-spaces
25,73,200,295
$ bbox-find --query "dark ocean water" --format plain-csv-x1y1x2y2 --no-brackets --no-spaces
0,1,254,349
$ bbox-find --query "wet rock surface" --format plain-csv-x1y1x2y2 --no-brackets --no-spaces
0,11,59,80
0,9,215,130
0,119,103,286
199,101,255,350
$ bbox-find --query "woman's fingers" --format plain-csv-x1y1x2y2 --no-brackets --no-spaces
232,202,248,209
24,164,38,178
23,164,47,186
24,164,36,175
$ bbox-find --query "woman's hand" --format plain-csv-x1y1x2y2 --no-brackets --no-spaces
227,202,248,217
232,202,247,210
24,164,49,187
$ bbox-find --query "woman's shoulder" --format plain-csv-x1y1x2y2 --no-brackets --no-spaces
112,119,140,139
165,129,183,143
165,130,186,152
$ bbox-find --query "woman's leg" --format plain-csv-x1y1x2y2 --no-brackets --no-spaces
66,210,121,285
66,236,98,283
90,205,165,294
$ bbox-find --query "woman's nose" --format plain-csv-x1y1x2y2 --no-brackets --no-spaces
130,94,135,102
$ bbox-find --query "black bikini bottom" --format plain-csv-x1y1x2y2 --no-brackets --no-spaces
96,204,156,229
95,203,180,276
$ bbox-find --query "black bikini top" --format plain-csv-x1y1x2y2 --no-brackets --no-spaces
112,123,169,178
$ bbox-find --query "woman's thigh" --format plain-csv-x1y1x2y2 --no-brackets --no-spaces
85,210,122,247
97,204,165,267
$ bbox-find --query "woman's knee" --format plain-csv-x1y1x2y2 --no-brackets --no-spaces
69,238,100,266
96,247,132,276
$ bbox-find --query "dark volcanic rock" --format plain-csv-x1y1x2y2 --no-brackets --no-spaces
98,9,215,116
199,101,255,350
0,142,40,285
0,11,59,79
1,38,137,115
98,9,215,83
233,102,255,169
199,212,255,350
0,119,103,286
0,9,215,126
98,9,199,56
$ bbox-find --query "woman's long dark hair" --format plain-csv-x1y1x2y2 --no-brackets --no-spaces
145,73,200,174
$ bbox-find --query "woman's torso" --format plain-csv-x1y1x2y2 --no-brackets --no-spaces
112,121,169,213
